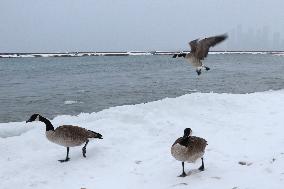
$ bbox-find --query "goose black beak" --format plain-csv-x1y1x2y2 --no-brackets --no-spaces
95,133,103,139
96,133,103,139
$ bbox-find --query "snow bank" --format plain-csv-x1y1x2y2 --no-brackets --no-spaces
273,53,284,56
1,90,284,189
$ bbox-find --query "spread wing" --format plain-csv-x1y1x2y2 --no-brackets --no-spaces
194,34,228,60
189,39,199,53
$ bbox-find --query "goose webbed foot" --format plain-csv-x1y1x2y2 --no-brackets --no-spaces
59,147,70,162
178,172,187,177
204,66,210,71
179,162,187,177
198,165,205,171
58,157,70,163
196,69,202,75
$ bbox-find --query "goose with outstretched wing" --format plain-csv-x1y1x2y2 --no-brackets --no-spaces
173,34,228,75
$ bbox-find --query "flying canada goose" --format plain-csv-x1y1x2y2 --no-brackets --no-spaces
26,114,103,162
172,34,228,75
171,128,207,177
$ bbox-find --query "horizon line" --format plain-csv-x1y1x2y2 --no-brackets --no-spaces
1,50,284,55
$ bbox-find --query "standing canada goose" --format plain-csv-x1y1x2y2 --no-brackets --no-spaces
171,128,207,177
172,34,228,75
26,114,103,162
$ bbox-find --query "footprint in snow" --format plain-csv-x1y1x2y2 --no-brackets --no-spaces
270,158,276,163
211,176,221,180
171,183,188,187
135,160,142,164
265,168,272,173
186,169,203,175
238,161,253,166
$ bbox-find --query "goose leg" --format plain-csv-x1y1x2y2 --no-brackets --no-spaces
59,147,70,162
204,66,210,71
82,139,89,158
198,157,205,171
179,162,187,177
196,69,202,75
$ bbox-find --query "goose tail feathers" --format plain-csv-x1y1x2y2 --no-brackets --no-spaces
88,130,103,139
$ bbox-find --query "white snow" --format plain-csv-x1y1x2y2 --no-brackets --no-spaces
209,51,268,55
127,51,153,56
1,90,284,189
272,53,284,56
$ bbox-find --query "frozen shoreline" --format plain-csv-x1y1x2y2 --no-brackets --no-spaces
1,51,284,58
1,90,284,188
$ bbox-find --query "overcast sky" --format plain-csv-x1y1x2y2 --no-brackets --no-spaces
1,0,284,52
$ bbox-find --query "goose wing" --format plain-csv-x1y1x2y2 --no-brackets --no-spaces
194,34,228,60
189,39,199,53
187,136,207,151
172,137,183,147
55,125,90,139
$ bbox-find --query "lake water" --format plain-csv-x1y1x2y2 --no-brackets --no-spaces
0,54,284,123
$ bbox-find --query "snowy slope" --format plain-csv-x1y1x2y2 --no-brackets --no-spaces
1,90,284,189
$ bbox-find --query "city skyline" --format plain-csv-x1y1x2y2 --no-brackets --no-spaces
225,25,284,51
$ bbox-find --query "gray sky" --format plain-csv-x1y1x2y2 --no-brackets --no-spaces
1,0,284,52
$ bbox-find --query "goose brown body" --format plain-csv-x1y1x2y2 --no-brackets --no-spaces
46,125,100,147
26,114,102,162
171,128,207,177
185,54,202,68
171,136,207,163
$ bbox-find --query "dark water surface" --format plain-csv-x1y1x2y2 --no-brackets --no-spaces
0,54,284,123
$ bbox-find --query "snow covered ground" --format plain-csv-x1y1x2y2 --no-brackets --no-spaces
1,90,284,189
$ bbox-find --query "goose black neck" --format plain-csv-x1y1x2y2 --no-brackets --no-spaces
179,136,190,146
39,116,54,131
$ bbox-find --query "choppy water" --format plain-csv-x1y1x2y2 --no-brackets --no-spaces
0,54,284,123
